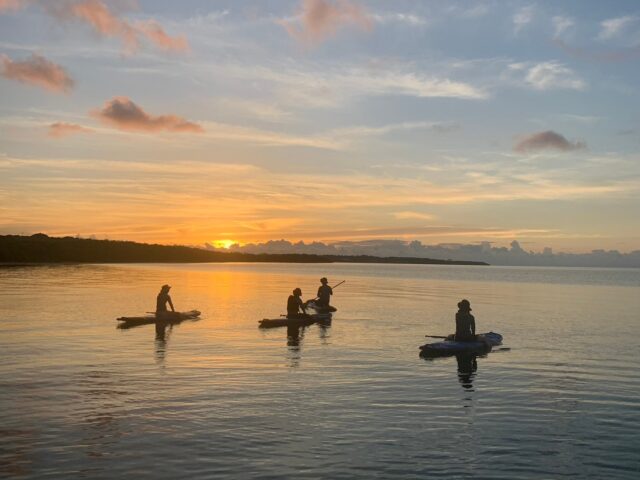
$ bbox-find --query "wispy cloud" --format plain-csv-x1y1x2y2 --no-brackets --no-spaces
508,61,586,91
92,97,204,134
48,122,93,138
513,5,534,34
1,0,189,53
514,130,586,153
598,15,638,40
393,211,435,221
1,53,74,93
446,4,490,19
280,0,373,46
552,16,574,37
371,12,427,27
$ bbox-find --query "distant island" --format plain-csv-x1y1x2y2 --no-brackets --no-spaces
0,234,488,266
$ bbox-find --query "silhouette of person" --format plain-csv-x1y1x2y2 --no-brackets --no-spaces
316,277,333,307
287,288,308,319
156,284,175,315
455,299,476,342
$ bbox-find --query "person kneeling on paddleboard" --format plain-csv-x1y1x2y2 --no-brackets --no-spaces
455,299,476,342
316,277,333,308
287,288,309,319
156,284,175,315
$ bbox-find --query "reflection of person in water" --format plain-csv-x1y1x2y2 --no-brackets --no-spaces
156,284,175,314
456,352,478,390
287,288,309,319
287,325,304,347
455,299,476,342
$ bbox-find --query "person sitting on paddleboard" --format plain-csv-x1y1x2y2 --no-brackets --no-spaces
287,288,308,319
156,284,175,315
455,299,476,342
316,277,333,307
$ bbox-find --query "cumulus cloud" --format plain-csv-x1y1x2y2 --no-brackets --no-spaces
1,53,74,93
281,0,373,45
514,130,586,153
598,15,637,40
92,96,204,134
48,122,93,138
1,0,188,53
509,61,586,91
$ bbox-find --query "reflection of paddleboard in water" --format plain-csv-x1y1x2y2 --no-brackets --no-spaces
419,332,503,357
259,313,332,328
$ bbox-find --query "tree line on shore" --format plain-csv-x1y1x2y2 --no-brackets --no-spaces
0,234,487,266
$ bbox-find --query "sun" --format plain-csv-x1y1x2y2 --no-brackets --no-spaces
211,239,237,249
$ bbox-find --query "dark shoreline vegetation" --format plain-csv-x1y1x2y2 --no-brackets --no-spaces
0,234,488,266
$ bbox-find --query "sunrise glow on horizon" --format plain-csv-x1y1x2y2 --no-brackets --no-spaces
2,1,640,254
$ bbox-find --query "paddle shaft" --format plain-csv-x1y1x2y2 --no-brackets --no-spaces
425,335,449,339
310,280,345,302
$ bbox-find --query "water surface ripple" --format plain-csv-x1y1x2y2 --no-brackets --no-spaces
1,263,639,479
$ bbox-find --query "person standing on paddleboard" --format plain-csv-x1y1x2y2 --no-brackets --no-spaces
156,284,175,315
287,288,308,319
316,277,333,308
455,299,476,342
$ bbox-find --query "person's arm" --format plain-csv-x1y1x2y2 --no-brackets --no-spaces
168,296,175,312
470,314,475,336
298,297,307,314
329,287,333,296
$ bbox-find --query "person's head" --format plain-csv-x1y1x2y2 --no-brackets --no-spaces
293,287,302,296
320,277,328,285
161,284,171,293
458,299,471,311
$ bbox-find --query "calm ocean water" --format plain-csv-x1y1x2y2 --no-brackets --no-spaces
1,263,639,479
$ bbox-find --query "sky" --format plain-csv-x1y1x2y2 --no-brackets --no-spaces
1,0,639,254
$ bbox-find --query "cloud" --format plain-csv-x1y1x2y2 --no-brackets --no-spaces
371,12,427,27
0,0,23,12
0,53,74,93
92,97,204,134
598,15,637,40
514,131,586,153
446,4,490,19
281,0,373,45
393,211,435,221
3,0,189,53
513,5,534,34
48,122,93,138
508,61,586,91
134,20,189,52
552,16,574,37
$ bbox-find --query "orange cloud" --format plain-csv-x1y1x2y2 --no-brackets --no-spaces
92,96,204,134
1,54,74,93
68,0,139,51
514,130,586,153
0,0,24,12
135,20,189,52
282,0,373,45
66,0,189,52
1,0,189,53
48,122,94,138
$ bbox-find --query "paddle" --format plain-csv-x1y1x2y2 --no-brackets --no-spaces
425,335,449,339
